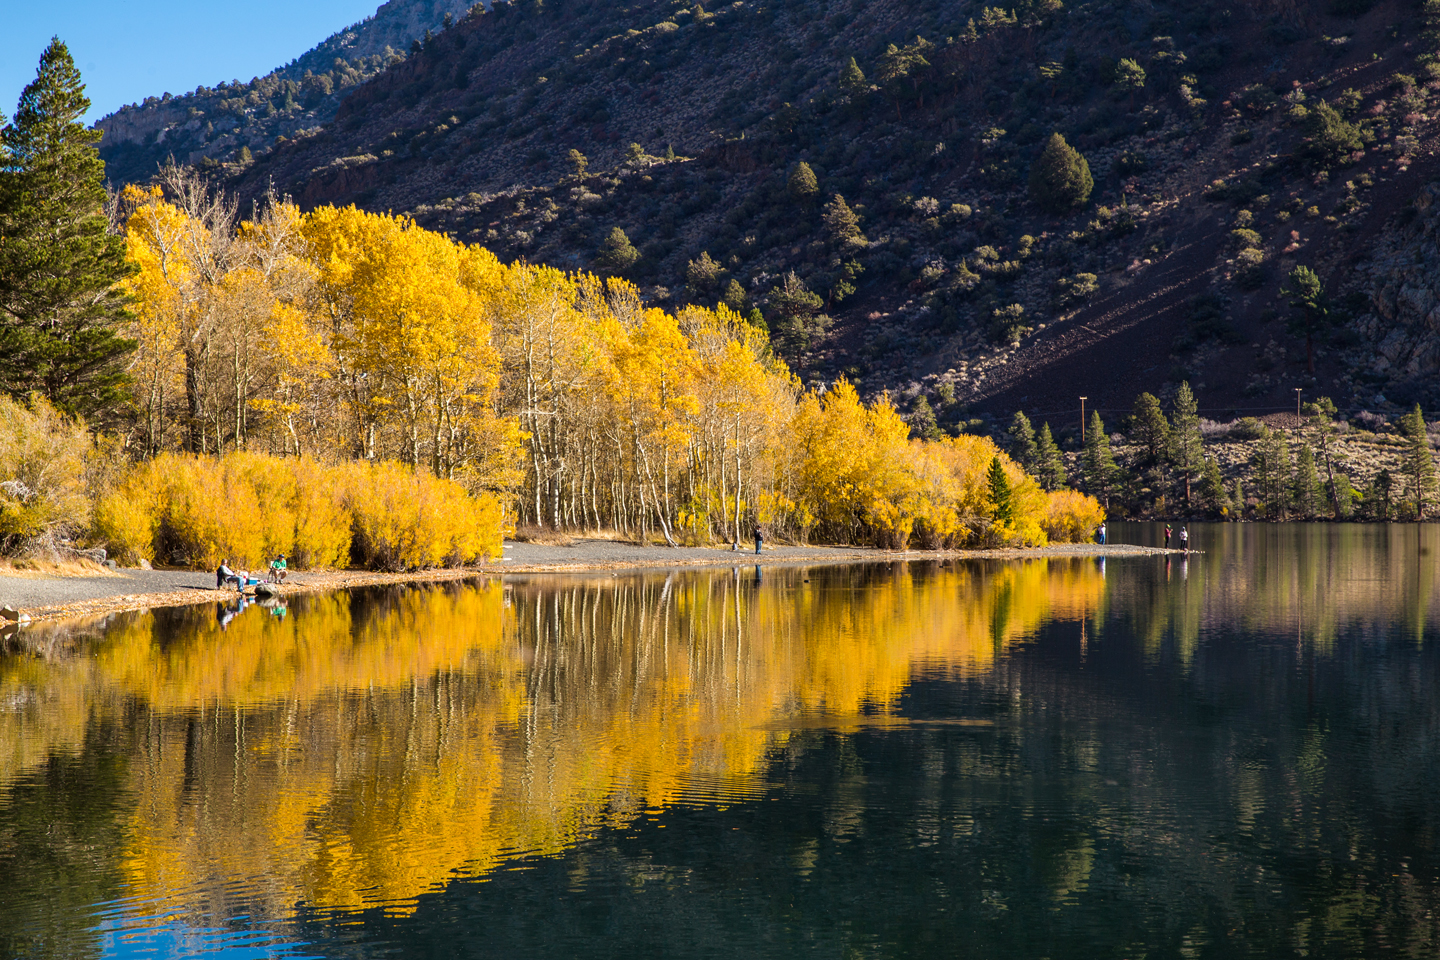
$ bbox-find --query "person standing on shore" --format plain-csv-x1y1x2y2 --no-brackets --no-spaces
1180,525,1189,552
1097,523,1107,545
754,526,764,555
1164,524,1172,549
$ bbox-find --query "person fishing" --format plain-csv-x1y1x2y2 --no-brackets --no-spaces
1180,525,1189,552
1164,524,1172,549
1097,522,1107,545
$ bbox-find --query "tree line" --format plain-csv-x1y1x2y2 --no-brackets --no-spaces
1008,388,1438,522
0,39,1102,564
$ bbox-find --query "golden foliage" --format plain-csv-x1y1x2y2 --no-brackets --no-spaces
1042,489,1106,543
94,452,500,570
0,395,94,552
0,561,1104,915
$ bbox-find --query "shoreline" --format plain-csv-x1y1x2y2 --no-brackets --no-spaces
1,540,1182,625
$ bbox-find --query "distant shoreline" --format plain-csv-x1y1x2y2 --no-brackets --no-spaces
1,540,1182,625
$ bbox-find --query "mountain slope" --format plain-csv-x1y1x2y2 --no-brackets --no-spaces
94,0,474,185
207,0,1440,429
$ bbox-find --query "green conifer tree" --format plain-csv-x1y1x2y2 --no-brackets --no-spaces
1250,428,1293,520
1028,132,1093,213
1199,455,1228,516
593,226,640,274
1169,381,1204,506
1400,403,1437,518
788,162,819,203
567,148,588,176
1034,422,1067,491
1083,410,1118,505
1292,442,1322,518
1008,410,1037,471
822,194,863,247
912,396,943,441
840,56,867,92
0,38,135,418
987,456,1013,525
1131,392,1170,466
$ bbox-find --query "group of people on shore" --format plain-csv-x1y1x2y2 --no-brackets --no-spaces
215,555,288,592
1095,523,1191,551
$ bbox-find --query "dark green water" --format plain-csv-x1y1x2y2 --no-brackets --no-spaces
2,523,1438,959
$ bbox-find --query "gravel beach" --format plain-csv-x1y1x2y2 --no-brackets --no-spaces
0,538,1176,621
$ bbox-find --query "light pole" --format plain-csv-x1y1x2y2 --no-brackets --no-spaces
1295,388,1303,422
1080,397,1088,442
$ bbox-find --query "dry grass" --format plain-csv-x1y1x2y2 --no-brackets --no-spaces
0,558,121,580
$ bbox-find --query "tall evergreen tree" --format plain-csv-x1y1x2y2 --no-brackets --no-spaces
1169,381,1204,506
1131,392,1170,465
1292,442,1322,518
1034,422,1067,491
1199,455,1228,516
839,56,867,93
987,456,1013,525
1250,428,1293,520
1008,410,1037,471
1399,403,1436,518
788,161,819,203
0,37,134,418
1082,410,1118,505
1028,133,1093,213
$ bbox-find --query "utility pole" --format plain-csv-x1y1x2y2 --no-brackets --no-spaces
1080,397,1088,442
1295,388,1303,422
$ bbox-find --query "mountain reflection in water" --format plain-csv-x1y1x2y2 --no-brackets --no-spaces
2,523,1439,959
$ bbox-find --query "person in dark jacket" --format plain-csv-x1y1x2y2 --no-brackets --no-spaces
754,526,764,555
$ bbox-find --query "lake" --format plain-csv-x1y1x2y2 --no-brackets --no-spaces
2,523,1438,959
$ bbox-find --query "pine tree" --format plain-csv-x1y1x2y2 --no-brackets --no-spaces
0,38,135,418
1082,409,1118,505
1281,265,1331,374
1131,392,1170,465
1169,381,1204,506
567,148,588,175
1231,477,1247,518
987,456,1013,525
594,226,639,274
1008,410,1037,471
1034,422,1067,491
911,395,943,441
1250,428,1293,519
1292,442,1322,518
788,162,819,203
1199,455,1227,516
1028,132,1093,213
840,56,866,92
1400,403,1436,518
822,194,863,247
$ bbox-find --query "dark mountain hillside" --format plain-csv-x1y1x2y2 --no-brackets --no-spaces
94,0,473,185
203,0,1440,431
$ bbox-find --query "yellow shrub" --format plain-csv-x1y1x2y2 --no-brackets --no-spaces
92,475,160,565
0,395,93,553
1042,489,1106,543
345,461,503,571
284,457,350,569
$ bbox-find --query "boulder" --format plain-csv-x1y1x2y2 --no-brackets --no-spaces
0,605,18,622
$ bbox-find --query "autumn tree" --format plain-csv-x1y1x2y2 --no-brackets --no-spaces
0,38,135,418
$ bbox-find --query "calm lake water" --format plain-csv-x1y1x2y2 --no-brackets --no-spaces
3,523,1439,959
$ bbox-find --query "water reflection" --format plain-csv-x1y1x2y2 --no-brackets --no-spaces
1,528,1439,958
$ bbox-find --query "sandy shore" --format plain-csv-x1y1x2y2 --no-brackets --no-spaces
0,538,1178,623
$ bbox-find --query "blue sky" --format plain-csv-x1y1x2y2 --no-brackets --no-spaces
2,0,385,124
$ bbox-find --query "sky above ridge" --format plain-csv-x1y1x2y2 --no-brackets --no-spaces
2,0,384,124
